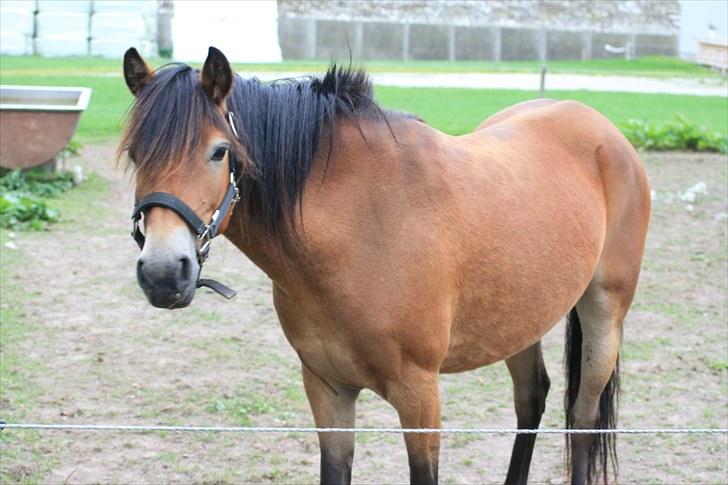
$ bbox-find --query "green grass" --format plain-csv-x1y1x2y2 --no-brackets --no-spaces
45,172,110,231
2,55,721,78
1,55,725,143
376,87,728,136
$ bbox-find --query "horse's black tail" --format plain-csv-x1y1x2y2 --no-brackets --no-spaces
564,307,620,485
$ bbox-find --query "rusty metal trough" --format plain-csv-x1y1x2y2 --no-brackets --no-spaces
0,85,92,170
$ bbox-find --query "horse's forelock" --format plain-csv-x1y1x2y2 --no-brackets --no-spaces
119,64,235,183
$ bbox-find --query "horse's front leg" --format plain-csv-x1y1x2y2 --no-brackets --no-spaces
387,368,441,485
302,365,360,485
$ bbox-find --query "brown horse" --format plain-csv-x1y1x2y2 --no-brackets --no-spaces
119,47,650,485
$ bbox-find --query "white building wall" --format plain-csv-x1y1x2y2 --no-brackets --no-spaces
35,1,92,56
0,0,158,57
90,0,157,58
0,0,36,55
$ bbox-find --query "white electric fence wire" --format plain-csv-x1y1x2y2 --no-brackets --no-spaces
2,423,727,435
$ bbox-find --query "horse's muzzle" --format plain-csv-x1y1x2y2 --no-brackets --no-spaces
136,254,196,309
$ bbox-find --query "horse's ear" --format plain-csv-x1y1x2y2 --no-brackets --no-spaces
123,47,152,96
201,46,233,105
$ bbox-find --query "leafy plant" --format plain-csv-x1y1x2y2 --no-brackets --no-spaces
621,115,727,154
0,169,75,197
0,169,76,230
64,139,83,156
0,193,58,230
209,395,275,426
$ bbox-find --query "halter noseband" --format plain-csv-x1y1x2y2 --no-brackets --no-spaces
130,112,241,300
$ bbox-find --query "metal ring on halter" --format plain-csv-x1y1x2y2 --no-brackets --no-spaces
228,111,239,139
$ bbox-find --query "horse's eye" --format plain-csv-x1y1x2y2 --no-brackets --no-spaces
211,146,228,162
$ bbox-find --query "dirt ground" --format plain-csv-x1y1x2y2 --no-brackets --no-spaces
0,143,726,484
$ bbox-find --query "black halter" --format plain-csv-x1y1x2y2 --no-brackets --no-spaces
131,112,241,300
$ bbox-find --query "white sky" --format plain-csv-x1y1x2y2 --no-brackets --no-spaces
679,0,728,56
172,0,282,63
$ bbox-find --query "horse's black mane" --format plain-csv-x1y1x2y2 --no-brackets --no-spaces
229,65,396,238
122,62,410,239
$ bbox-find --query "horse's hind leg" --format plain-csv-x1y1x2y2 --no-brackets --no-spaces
504,341,551,485
302,366,360,485
566,273,636,485
566,139,649,485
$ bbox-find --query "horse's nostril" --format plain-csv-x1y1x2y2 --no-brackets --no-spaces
136,258,151,290
178,256,192,286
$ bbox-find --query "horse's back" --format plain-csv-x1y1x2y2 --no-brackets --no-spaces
474,98,560,131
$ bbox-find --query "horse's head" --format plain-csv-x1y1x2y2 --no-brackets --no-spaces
120,47,251,309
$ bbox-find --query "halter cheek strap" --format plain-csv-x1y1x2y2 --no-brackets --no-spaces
130,112,241,300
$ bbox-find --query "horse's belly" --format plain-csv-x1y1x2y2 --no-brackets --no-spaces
440,267,591,373
440,196,604,373
440,304,565,373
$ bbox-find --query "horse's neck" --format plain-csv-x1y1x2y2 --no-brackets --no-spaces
223,117,407,288
223,212,293,284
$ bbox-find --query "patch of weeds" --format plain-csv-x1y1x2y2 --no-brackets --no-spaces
450,433,479,449
284,383,306,403
0,193,58,230
64,139,83,156
185,308,226,326
707,360,728,371
209,394,275,426
622,115,728,153
0,168,75,197
262,467,290,481
0,168,79,230
156,451,179,464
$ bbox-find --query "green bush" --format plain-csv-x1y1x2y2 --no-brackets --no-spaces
0,169,75,230
622,115,727,154
0,193,58,230
0,169,75,197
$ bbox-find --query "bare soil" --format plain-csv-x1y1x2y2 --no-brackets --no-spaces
1,144,726,484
